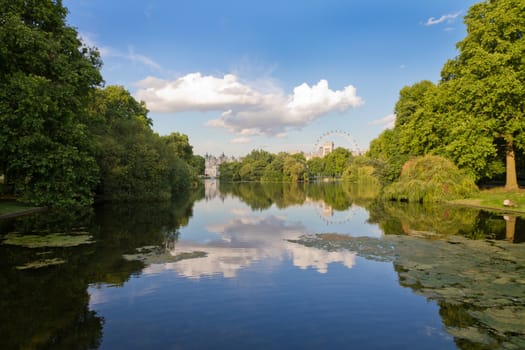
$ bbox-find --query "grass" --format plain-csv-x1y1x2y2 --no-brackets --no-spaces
449,187,525,214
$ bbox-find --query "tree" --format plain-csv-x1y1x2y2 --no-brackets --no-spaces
161,132,193,161
0,0,103,206
440,0,525,190
323,147,352,177
283,156,306,182
368,129,409,184
238,149,274,181
306,157,325,178
189,155,205,175
89,86,191,201
383,155,478,203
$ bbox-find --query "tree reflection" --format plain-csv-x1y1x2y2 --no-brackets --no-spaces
0,185,204,349
218,181,380,212
365,200,525,242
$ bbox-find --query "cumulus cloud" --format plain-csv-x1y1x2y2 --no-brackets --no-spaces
134,73,363,136
425,11,462,26
370,114,396,129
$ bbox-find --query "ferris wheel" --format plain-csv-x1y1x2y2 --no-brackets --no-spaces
313,130,361,156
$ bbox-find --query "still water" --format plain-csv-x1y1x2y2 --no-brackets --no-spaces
1,181,524,349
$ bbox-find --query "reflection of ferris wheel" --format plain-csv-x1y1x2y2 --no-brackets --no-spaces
313,130,361,156
314,203,360,225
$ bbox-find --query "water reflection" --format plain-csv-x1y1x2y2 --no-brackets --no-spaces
367,200,525,243
138,181,523,282
1,180,524,349
144,211,356,278
0,187,204,349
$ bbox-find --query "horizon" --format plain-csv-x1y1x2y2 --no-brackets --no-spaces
64,0,479,157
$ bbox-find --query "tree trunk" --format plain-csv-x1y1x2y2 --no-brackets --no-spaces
505,140,518,191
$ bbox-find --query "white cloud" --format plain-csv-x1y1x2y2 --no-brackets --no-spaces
230,137,251,144
425,11,462,26
370,114,396,129
134,73,363,136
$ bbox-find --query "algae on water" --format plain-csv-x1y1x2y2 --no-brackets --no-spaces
123,245,207,265
2,232,94,248
16,258,67,270
288,233,525,349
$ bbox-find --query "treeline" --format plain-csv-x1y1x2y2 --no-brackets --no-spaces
367,0,524,195
219,148,382,191
0,0,202,207
219,148,374,183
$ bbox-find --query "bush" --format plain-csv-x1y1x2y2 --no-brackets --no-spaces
342,157,382,187
383,155,478,203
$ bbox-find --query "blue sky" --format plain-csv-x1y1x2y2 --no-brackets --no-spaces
64,0,478,157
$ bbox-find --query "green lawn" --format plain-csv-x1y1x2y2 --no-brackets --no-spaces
450,188,525,214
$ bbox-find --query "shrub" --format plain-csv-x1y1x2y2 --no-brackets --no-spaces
383,155,478,203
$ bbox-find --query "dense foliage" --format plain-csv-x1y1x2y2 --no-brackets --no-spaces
219,148,354,183
383,155,478,203
0,1,198,206
88,86,195,202
368,0,525,190
0,0,103,206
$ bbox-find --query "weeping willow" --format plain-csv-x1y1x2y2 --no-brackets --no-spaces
383,155,478,203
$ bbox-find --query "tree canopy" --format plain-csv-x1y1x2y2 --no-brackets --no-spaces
368,0,525,190
0,1,199,206
0,0,103,206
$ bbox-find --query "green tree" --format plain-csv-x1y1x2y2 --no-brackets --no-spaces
189,155,205,175
306,157,325,178
238,149,274,181
323,147,352,177
440,0,525,190
161,132,193,162
368,129,409,184
219,161,241,182
383,155,478,203
283,156,306,182
261,153,286,182
0,0,103,206
89,86,191,201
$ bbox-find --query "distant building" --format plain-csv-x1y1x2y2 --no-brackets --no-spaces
204,153,240,178
321,141,334,157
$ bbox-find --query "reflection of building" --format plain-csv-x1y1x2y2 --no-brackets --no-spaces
204,180,220,200
319,202,334,218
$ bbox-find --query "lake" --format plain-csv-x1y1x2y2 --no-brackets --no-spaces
1,180,524,349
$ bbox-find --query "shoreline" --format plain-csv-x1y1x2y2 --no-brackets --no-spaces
448,199,525,215
0,207,48,220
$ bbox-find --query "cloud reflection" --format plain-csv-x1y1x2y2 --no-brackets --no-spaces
143,212,356,278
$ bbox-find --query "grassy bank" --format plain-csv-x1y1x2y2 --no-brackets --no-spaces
449,187,525,214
